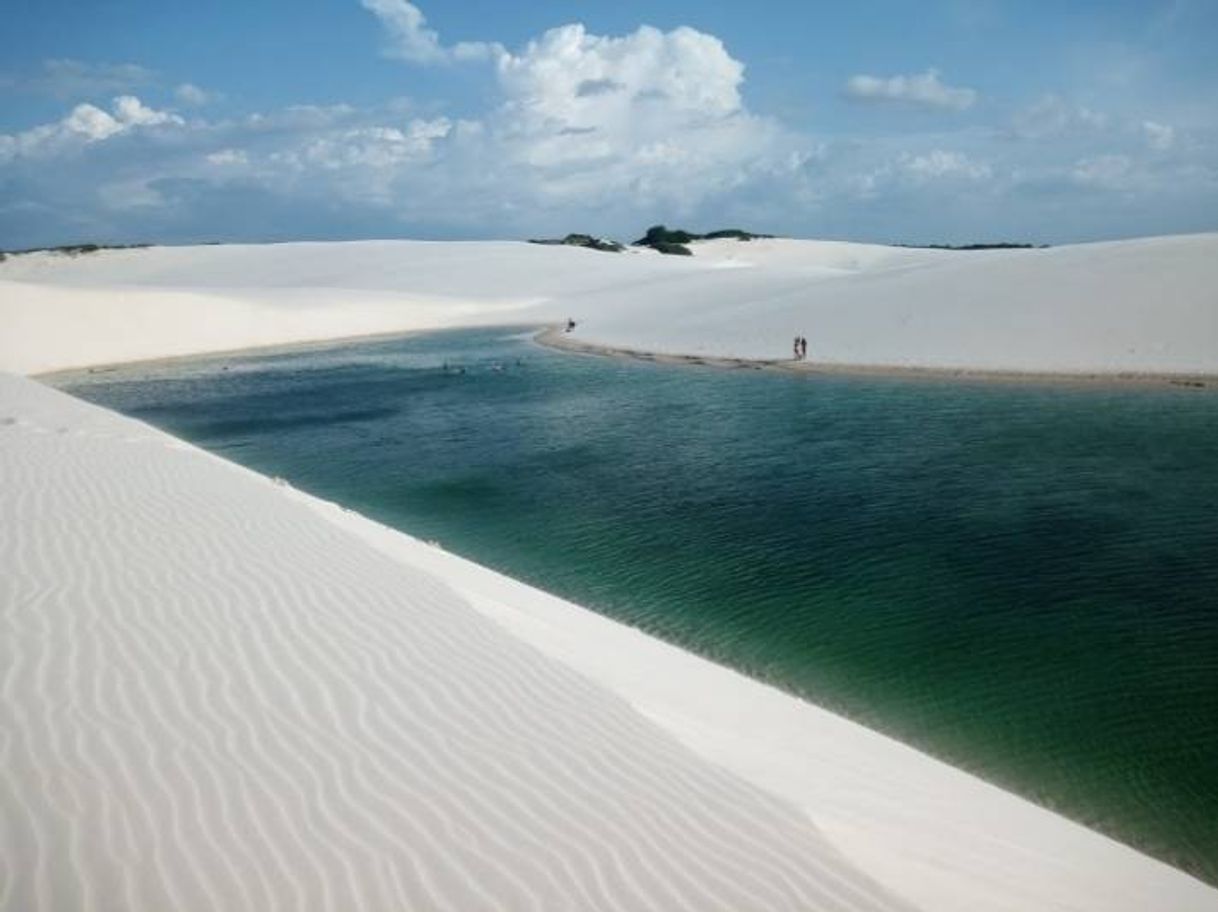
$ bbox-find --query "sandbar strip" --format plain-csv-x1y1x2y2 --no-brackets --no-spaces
536,326,1216,390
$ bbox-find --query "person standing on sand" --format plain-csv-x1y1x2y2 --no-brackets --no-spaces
793,336,801,360
800,336,808,360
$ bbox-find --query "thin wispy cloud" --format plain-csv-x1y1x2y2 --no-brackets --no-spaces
175,83,216,107
902,149,992,182
1,58,155,99
844,69,977,111
360,0,502,64
1010,94,1107,139
1142,120,1175,151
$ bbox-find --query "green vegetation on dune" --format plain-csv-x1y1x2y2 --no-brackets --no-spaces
525,225,777,258
633,225,775,255
1,242,150,259
647,240,695,256
897,242,1048,251
527,233,625,253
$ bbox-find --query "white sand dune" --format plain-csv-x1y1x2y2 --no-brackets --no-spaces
3,373,1216,912
3,232,1216,376
576,234,1218,374
3,235,1218,910
0,242,692,375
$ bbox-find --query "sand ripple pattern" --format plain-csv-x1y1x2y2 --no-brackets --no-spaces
0,375,913,912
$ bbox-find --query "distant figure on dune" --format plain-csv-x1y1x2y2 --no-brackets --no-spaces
793,335,808,361
566,318,577,333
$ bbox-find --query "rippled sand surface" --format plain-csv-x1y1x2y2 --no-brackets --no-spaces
2,374,915,912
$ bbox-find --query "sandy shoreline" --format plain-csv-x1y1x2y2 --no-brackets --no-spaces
42,320,1218,390
42,320,1217,393
537,326,1218,390
33,324,529,383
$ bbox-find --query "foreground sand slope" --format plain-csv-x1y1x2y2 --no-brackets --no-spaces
3,373,1217,912
0,374,908,912
3,233,1216,375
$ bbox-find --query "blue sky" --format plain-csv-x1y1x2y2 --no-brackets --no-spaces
2,0,1216,247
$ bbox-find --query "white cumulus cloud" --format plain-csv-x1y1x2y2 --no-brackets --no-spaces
0,95,183,163
112,95,183,128
62,104,125,142
844,69,977,111
301,119,452,170
497,24,744,127
476,21,793,213
350,8,799,217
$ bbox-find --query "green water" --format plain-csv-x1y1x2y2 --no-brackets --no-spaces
54,327,1218,884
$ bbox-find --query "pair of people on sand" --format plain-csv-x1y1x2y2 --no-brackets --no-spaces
793,335,808,361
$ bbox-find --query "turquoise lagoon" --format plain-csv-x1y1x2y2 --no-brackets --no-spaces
54,327,1218,884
